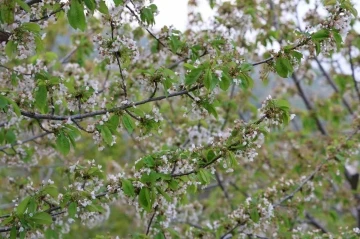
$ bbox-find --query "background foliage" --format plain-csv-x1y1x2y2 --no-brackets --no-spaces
0,0,360,238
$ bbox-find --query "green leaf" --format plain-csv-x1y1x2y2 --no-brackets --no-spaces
84,0,96,11
35,85,48,112
106,114,119,133
140,4,157,25
138,187,152,212
5,40,17,58
1,215,14,226
113,0,124,6
32,212,53,225
101,125,113,145
154,232,166,239
341,1,358,17
168,180,179,190
332,31,342,50
311,29,330,41
45,229,58,239
219,72,231,91
42,185,58,198
206,150,215,161
67,0,86,31
122,114,135,134
156,187,171,202
250,207,260,223
34,34,44,53
185,68,203,85
275,57,291,78
204,69,218,90
0,96,8,109
27,198,37,214
209,0,215,8
5,129,16,144
8,99,21,116
290,51,303,61
183,63,195,70
198,169,211,184
1,0,15,24
238,72,254,89
16,0,31,12
56,132,70,155
22,22,41,33
315,41,321,56
228,151,237,167
274,99,290,110
202,102,218,118
10,226,17,239
68,202,77,218
143,155,155,167
16,196,31,215
240,62,253,72
122,179,135,197
98,0,109,15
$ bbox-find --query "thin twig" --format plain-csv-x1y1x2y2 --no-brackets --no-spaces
30,7,64,22
274,128,359,207
314,57,353,115
214,170,231,205
220,223,241,239
305,212,329,234
19,84,204,121
292,73,327,135
0,132,51,151
146,206,158,235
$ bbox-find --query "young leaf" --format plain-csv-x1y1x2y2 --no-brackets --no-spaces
10,226,16,239
1,0,15,24
16,196,31,215
22,22,41,33
56,132,70,155
16,0,31,12
185,68,203,85
5,40,17,58
138,187,152,212
0,96,7,109
250,207,260,223
332,31,342,50
240,62,253,72
311,29,330,41
122,179,135,197
98,0,109,15
106,114,120,133
275,57,290,78
100,125,113,145
290,51,303,61
5,129,16,144
68,202,77,218
122,114,135,134
202,102,218,118
35,85,48,112
84,0,96,11
42,185,58,198
113,0,124,7
67,0,86,31
204,69,218,90
32,212,53,225
219,71,231,90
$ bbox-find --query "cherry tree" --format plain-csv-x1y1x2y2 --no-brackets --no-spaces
0,0,360,238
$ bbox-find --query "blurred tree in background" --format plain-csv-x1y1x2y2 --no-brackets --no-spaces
0,0,360,238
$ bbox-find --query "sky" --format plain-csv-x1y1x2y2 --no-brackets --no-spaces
153,0,360,79
154,0,360,32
